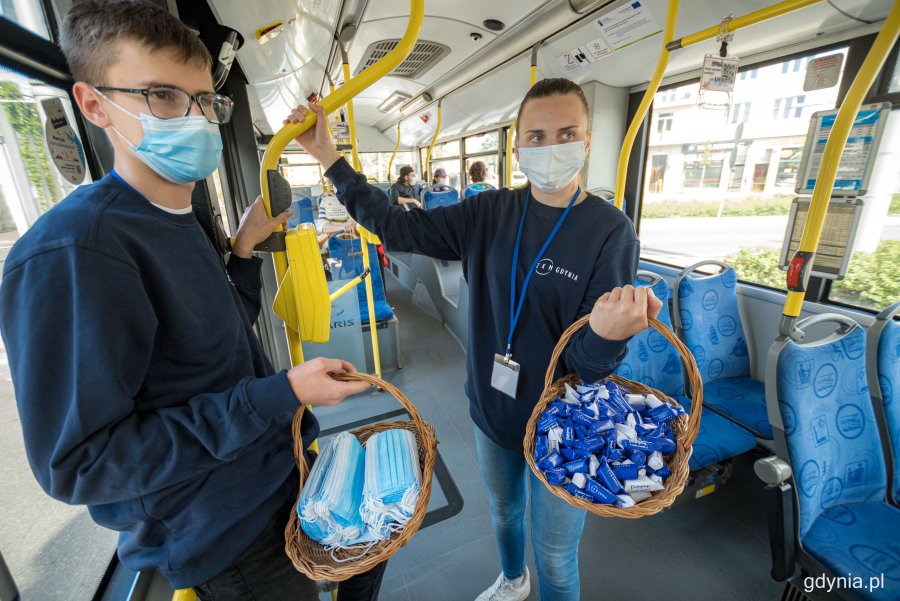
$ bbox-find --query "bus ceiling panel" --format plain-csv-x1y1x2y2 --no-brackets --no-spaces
363,0,551,26
207,0,342,87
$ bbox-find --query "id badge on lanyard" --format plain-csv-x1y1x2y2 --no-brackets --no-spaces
490,187,580,398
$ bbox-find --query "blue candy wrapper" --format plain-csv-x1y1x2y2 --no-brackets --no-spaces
611,460,641,481
655,465,672,479
545,466,568,485
596,457,626,494
563,483,595,503
538,413,561,433
563,457,590,475
534,434,549,460
623,439,661,454
538,450,564,471
629,450,648,466
585,477,618,504
572,410,594,429
575,434,606,454
575,424,590,439
648,403,680,423
591,418,615,435
605,446,625,462
562,420,576,445
560,447,581,461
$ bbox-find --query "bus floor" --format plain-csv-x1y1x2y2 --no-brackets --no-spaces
311,274,786,601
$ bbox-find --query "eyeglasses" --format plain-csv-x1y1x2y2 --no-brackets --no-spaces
95,86,234,124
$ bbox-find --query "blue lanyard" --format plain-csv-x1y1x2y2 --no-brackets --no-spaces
506,186,581,358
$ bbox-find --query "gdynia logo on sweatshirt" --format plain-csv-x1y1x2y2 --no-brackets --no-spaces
535,258,579,282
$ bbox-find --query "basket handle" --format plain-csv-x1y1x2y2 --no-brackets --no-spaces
291,371,432,482
542,316,703,448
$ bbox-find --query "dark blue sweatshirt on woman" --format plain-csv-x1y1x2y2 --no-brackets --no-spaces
326,157,640,451
0,173,318,588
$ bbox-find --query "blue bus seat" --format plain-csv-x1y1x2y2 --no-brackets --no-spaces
868,301,900,506
423,188,459,210
287,197,315,228
327,236,394,325
674,261,771,439
770,314,899,600
463,183,494,199
614,271,757,470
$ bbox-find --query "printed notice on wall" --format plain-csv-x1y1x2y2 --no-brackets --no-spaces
556,46,596,73
41,97,86,185
595,1,662,52
799,103,888,195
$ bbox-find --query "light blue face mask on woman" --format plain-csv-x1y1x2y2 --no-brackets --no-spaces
96,89,223,185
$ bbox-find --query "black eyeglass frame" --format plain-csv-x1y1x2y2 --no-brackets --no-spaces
95,85,234,124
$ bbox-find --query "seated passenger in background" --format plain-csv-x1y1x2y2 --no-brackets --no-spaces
428,167,452,192
0,2,380,600
389,165,422,209
465,160,496,197
317,189,357,237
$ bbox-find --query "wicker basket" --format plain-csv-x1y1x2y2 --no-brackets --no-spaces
524,316,702,518
285,372,438,580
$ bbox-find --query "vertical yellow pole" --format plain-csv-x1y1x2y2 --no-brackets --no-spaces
782,0,900,320
387,122,402,179
613,0,679,210
342,61,362,172
505,45,539,187
358,227,383,378
173,590,196,601
328,81,350,165
423,101,443,182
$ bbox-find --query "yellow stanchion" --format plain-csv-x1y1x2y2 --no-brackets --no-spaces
341,59,362,172
423,101,442,182
387,122,402,179
505,44,539,187
172,590,196,601
358,226,384,378
259,0,424,365
781,0,900,326
613,0,678,210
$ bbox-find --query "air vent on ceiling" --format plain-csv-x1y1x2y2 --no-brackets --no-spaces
355,39,450,79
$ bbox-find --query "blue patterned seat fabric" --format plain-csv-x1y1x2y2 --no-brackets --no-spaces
875,314,900,501
677,266,772,439
614,276,756,470
803,502,900,600
777,322,900,598
423,188,459,210
287,197,316,227
327,236,394,325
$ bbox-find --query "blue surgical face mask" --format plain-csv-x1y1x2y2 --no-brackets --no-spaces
97,89,223,184
517,140,586,193
361,428,421,539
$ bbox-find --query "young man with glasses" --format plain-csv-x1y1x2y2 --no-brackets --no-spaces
0,1,384,600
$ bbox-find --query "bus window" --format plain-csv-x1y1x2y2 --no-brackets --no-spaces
465,156,499,189
464,132,500,189
0,1,51,40
639,47,850,288
359,151,413,182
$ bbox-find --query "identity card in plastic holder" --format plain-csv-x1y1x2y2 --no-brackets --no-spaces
492,354,520,398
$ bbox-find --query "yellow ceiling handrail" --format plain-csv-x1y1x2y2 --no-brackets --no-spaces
781,0,900,332
505,43,540,188
668,0,824,51
258,0,424,366
613,0,678,210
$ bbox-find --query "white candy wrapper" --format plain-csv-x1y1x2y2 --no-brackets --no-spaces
564,383,581,404
645,394,664,409
588,454,600,477
572,473,588,489
648,451,665,472
548,425,563,452
624,475,665,494
631,491,653,503
625,394,646,408
616,494,636,508
615,423,638,445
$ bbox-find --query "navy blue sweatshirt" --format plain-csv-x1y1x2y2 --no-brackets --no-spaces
326,158,640,451
0,173,318,588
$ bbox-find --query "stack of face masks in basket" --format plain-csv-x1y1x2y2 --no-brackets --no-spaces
298,429,421,554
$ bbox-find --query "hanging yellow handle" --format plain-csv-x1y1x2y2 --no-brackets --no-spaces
424,101,443,182
782,0,900,320
613,0,678,210
388,122,402,178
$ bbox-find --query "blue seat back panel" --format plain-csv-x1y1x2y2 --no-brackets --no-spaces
615,278,684,397
464,183,494,199
423,189,459,210
327,237,394,324
677,268,750,381
287,197,316,227
877,319,900,500
777,325,886,538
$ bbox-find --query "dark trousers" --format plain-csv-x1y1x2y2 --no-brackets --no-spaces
194,473,387,601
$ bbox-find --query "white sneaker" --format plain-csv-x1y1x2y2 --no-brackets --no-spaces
474,567,531,601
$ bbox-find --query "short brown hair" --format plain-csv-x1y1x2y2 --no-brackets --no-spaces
60,0,212,84
514,78,590,131
469,160,487,183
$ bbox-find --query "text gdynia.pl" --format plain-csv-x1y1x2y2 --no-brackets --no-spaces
803,574,885,594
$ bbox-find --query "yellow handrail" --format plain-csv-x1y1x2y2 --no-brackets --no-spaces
613,0,678,210
341,60,362,172
668,0,824,51
423,101,442,182
387,122,402,178
358,226,383,378
505,44,540,188
258,0,424,365
782,0,900,321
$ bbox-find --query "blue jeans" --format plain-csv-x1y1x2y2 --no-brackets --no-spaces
473,424,586,601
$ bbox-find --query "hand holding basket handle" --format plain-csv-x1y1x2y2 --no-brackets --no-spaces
588,284,663,343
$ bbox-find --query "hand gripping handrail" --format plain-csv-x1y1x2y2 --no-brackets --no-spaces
780,0,899,337
613,0,678,210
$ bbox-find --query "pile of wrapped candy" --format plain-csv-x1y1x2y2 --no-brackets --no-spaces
533,380,685,507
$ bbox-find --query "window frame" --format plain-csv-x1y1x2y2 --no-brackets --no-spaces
417,126,505,190
630,37,870,300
